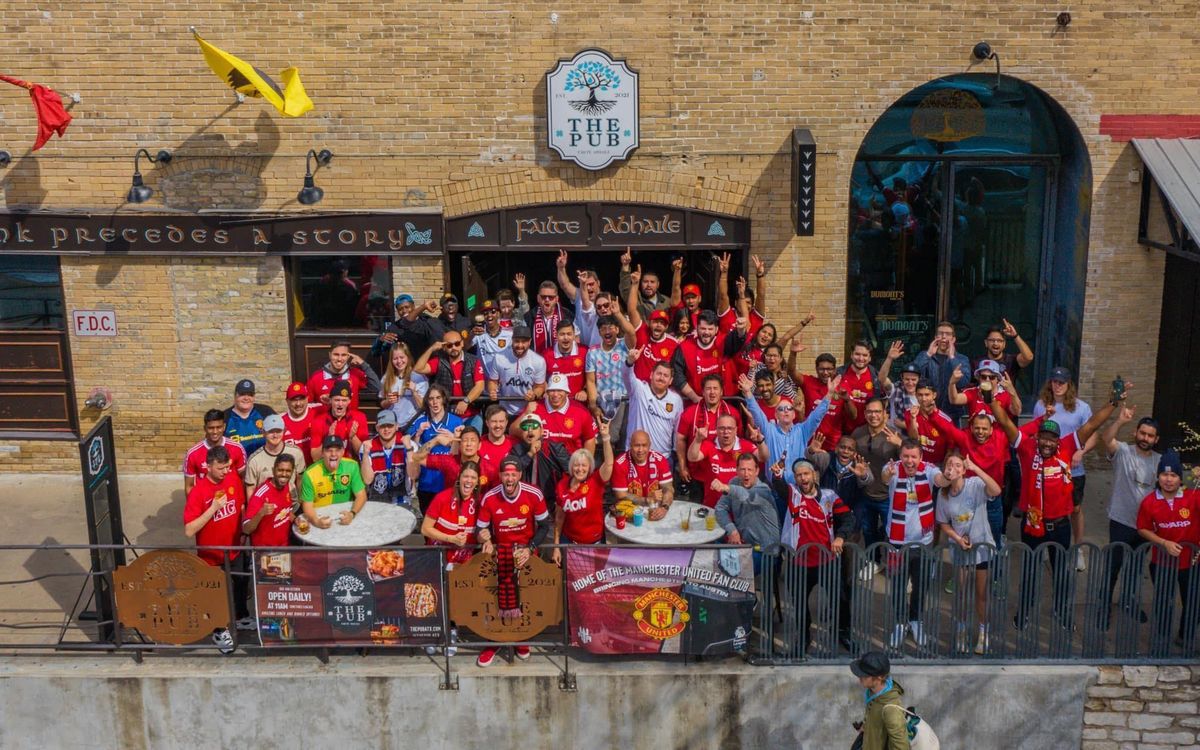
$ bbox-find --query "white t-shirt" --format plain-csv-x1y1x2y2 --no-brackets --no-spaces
490,348,547,416
575,294,600,348
623,364,683,456
474,328,514,379
935,476,995,564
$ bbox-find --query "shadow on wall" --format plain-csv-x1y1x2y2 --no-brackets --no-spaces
0,150,48,208
157,108,282,212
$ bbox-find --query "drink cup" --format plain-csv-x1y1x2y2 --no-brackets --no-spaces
615,515,627,530
632,508,645,527
706,513,716,531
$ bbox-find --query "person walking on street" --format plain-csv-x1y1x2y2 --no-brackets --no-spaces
851,651,909,750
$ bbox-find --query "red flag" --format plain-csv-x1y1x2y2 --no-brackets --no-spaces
0,74,72,151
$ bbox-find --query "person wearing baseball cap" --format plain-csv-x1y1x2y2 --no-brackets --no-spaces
522,372,598,456
305,380,369,463
359,409,411,506
223,378,276,458
299,430,367,530
508,406,570,502
1032,366,1095,571
1136,449,1200,653
850,651,915,749
887,362,921,427
242,413,307,496
990,373,1128,629
281,381,317,457
487,323,548,417
946,358,1021,421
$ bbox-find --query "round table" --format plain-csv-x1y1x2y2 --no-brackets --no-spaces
292,503,417,547
604,501,726,545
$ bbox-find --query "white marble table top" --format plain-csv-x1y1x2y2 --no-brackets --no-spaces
293,502,417,547
605,500,726,545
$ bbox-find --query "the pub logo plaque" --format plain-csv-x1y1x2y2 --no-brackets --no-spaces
113,549,230,645
321,566,375,631
546,49,639,171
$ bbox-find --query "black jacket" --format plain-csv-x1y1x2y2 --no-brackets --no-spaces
508,440,571,503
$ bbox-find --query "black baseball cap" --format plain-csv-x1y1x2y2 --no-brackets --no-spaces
330,381,353,399
850,651,890,678
322,435,345,450
901,364,920,375
235,379,256,395
1049,366,1072,383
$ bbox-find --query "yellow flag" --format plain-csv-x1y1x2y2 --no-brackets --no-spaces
193,31,313,117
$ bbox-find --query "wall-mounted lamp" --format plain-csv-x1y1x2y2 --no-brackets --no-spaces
298,148,333,205
126,148,172,203
1056,12,1072,28
971,41,1002,88
0,151,10,167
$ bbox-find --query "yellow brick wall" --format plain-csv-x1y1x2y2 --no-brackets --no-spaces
0,0,1191,472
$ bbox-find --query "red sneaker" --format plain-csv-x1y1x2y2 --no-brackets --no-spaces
515,646,531,660
476,648,497,667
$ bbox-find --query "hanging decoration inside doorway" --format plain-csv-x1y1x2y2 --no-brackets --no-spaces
546,49,640,170
910,88,985,142
192,29,313,117
0,74,72,151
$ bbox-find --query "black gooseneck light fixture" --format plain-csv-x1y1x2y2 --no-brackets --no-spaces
298,148,333,205
0,151,11,168
127,148,172,203
971,41,1002,89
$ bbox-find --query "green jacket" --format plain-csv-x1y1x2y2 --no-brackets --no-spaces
861,679,910,750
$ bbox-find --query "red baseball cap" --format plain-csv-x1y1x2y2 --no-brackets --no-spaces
286,382,307,400
649,310,670,324
682,284,701,299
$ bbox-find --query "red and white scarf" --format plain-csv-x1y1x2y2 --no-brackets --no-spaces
533,305,562,351
889,462,935,544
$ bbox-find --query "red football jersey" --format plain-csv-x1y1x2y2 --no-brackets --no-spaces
781,485,852,567
1137,490,1200,569
839,366,876,433
425,453,493,494
960,386,1014,419
545,343,589,397
677,334,734,397
1014,420,1080,523
427,356,485,417
718,307,765,339
477,483,549,546
556,473,606,544
282,406,316,457
183,438,247,479
184,472,245,566
634,323,678,382
245,480,293,548
690,438,756,508
307,408,370,453
676,402,744,446
477,436,515,487
306,367,369,410
535,401,597,454
424,487,478,565
612,450,674,497
905,409,951,465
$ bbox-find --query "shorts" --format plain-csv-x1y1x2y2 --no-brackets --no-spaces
975,560,990,571
1071,475,1087,509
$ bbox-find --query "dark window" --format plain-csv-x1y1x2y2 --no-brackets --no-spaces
0,255,66,329
289,256,393,332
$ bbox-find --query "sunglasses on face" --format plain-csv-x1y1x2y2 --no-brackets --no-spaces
539,295,558,301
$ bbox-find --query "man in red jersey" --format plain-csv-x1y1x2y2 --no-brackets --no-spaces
992,385,1121,628
904,381,951,465
928,407,1011,544
183,445,247,653
792,348,845,452
675,374,743,481
672,309,745,403
412,425,493,494
1136,451,1200,653
183,409,247,494
307,381,369,462
476,405,515,487
544,319,589,401
242,453,296,548
687,414,758,508
281,381,316,457
613,429,675,516
622,265,678,383
475,457,551,667
947,360,1021,419
520,373,598,455
305,340,380,410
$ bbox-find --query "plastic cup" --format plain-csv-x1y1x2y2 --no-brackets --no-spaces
705,513,716,531
632,509,645,527
615,515,627,530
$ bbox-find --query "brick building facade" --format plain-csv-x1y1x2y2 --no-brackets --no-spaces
0,1,1193,471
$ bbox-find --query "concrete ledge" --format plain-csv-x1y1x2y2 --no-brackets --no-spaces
0,656,1094,749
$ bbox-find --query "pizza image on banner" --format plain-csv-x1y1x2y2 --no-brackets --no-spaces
566,546,754,655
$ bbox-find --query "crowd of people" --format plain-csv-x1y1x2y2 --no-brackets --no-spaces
180,248,1199,660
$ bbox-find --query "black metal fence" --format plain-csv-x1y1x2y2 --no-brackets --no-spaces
754,541,1200,664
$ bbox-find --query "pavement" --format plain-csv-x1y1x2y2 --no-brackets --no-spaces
0,468,1119,646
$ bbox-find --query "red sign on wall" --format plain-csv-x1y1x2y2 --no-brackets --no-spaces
72,309,117,336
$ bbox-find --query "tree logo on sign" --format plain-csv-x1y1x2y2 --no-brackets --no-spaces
564,60,621,115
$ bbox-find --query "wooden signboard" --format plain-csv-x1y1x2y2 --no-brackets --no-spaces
113,550,230,645
448,552,562,642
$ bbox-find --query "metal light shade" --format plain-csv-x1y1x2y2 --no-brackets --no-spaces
972,41,993,60
127,173,153,203
297,175,324,205
0,150,11,167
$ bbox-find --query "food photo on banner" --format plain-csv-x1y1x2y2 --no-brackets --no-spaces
565,546,755,655
252,548,444,647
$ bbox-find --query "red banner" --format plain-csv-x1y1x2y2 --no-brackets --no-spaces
565,546,755,655
252,548,444,647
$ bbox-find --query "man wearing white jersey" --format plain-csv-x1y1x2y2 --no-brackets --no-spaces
622,346,683,459
487,324,547,416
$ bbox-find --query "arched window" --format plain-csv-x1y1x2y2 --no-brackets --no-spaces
846,73,1091,397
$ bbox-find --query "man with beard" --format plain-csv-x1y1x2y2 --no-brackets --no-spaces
741,371,836,481
543,320,589,402
507,412,571,504
554,248,609,348
713,453,781,573
243,453,296,548
612,430,675,516
488,325,547,417
414,330,486,426
437,292,472,340
947,360,1021,419
912,321,971,420
991,383,1123,629
525,280,575,356
524,373,598,455
928,405,1011,545
790,346,845,452
623,355,684,459
974,319,1034,383
672,309,745,403
307,381,369,462
850,399,903,575
306,341,381,410
1098,405,1161,629
471,299,512,381
619,247,670,319
904,380,951,465
687,413,758,508
622,265,679,383
676,374,744,484
585,314,630,444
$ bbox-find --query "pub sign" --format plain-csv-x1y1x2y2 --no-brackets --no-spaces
546,49,640,171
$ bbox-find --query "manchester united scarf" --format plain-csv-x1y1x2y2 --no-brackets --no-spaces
889,463,935,544
496,543,522,619
0,74,71,151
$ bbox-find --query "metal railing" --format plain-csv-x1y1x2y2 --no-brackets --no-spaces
753,541,1200,664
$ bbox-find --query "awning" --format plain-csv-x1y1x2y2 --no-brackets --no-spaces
1132,138,1200,258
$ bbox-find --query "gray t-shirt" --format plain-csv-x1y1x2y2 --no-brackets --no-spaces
1108,442,1160,528
935,476,995,565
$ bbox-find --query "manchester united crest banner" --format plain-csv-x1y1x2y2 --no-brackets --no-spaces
565,546,754,655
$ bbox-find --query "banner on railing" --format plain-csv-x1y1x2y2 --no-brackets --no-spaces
565,546,755,655
252,548,445,647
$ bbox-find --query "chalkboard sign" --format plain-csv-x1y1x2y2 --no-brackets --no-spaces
78,416,126,643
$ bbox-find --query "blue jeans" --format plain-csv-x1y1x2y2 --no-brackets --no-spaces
986,496,1004,549
855,498,890,551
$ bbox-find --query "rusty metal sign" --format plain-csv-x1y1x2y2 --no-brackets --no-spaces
113,550,230,645
448,552,562,642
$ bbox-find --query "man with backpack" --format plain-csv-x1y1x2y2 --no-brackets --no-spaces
851,651,940,749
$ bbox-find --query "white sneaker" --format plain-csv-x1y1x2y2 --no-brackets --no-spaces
1075,548,1087,572
212,628,235,655
909,620,927,647
890,623,907,649
974,626,989,655
859,561,880,582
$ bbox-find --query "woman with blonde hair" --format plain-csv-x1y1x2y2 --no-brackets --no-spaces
379,342,427,430
551,421,614,565
936,452,1001,654
1032,366,1095,571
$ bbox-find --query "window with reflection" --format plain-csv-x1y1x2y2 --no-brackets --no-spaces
290,256,393,332
0,255,65,330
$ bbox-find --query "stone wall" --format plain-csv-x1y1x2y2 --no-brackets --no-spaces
1084,665,1200,750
